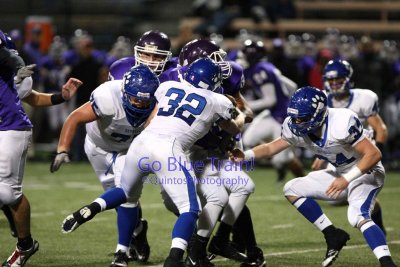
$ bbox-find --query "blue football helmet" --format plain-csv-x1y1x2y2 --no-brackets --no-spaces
184,58,222,92
287,86,328,136
323,59,353,96
122,64,160,127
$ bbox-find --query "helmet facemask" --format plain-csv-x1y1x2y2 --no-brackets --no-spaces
134,45,172,75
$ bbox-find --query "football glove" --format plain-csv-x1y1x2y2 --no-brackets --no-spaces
15,64,36,84
50,151,70,173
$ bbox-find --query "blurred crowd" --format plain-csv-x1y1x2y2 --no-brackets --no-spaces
7,24,400,168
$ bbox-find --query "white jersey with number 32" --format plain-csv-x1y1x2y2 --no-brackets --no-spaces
145,80,234,151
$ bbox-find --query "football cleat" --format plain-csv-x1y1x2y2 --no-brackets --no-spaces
2,240,39,267
322,228,350,267
128,219,150,262
110,250,129,267
240,247,266,267
379,256,398,267
163,256,186,267
208,236,248,262
61,206,94,233
185,255,215,267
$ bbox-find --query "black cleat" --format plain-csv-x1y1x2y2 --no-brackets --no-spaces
61,206,94,233
208,236,248,262
129,219,150,262
185,255,215,267
163,256,185,267
380,256,398,267
110,250,128,267
322,228,350,267
240,247,266,267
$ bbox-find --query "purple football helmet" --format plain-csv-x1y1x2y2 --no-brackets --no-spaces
134,30,172,75
241,39,267,67
179,39,231,79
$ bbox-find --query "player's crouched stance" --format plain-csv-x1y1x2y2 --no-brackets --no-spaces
232,87,397,267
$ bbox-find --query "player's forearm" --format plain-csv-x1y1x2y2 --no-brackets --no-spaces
246,138,288,160
23,90,67,107
57,116,79,153
234,94,254,122
356,149,382,174
374,126,388,144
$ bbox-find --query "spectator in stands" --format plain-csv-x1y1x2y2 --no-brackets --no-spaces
39,36,71,143
66,31,106,161
350,36,384,102
308,48,334,89
9,29,33,65
192,0,269,37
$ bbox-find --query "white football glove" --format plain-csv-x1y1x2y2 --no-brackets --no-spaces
50,151,70,173
15,64,36,84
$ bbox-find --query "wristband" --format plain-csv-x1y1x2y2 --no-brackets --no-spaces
51,93,66,105
243,149,255,161
342,166,362,183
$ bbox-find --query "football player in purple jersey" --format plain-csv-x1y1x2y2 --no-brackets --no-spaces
237,39,305,184
0,30,82,267
108,30,176,80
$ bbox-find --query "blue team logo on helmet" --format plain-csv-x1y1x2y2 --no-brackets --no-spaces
287,86,328,136
121,64,160,127
323,59,353,96
184,57,222,92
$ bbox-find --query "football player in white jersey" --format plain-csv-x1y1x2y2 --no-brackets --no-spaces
312,59,388,235
232,87,397,267
60,58,244,267
50,64,159,267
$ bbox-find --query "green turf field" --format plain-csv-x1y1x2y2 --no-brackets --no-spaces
1,162,399,267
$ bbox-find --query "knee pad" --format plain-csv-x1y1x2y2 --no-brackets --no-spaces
100,177,116,191
120,201,138,208
347,205,366,228
202,185,229,208
0,182,21,206
283,178,300,197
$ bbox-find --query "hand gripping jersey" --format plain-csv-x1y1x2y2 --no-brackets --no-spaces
144,80,234,151
282,108,368,173
86,80,144,152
